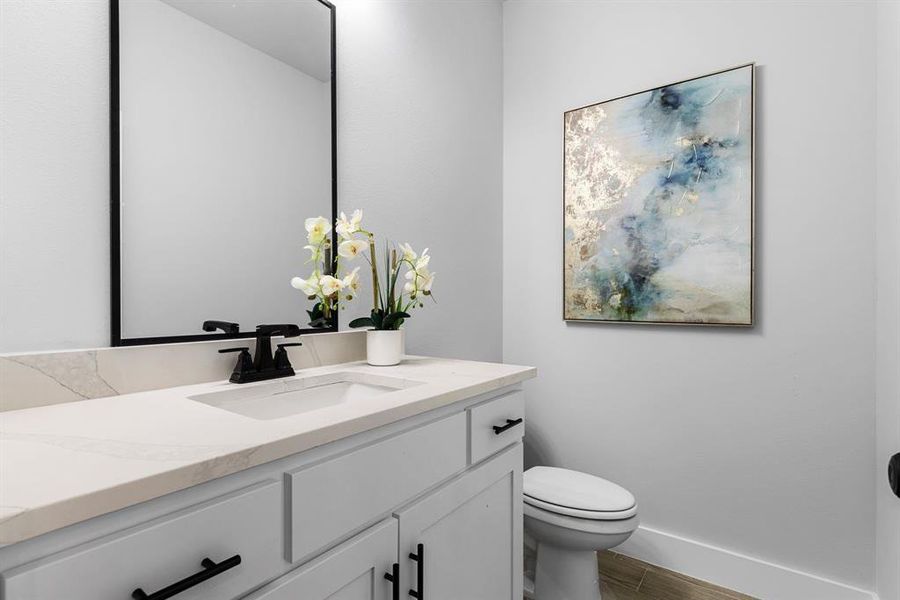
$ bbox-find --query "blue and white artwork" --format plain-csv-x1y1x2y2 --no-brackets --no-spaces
563,64,754,325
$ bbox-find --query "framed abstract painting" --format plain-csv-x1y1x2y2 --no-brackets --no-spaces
563,64,755,326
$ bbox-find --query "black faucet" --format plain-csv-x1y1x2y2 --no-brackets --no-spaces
202,320,240,334
218,323,302,384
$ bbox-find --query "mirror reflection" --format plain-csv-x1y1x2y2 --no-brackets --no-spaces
116,0,334,343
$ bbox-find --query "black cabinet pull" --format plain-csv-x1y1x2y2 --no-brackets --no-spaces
408,543,424,599
131,554,241,600
890,453,900,499
384,562,400,600
493,418,523,435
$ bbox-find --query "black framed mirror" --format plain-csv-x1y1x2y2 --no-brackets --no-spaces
110,0,337,346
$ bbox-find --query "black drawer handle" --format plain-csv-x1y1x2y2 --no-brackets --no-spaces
408,543,424,599
492,418,523,435
131,554,241,600
890,453,900,499
384,562,400,600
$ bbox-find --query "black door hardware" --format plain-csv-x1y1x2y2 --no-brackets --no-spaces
384,562,400,600
408,543,424,599
202,320,240,334
131,554,241,600
220,324,302,384
890,453,900,499
493,418,524,435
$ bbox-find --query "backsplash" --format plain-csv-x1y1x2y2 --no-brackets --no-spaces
0,331,366,412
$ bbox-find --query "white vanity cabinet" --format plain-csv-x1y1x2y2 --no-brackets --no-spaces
396,444,523,600
249,443,523,600
0,387,526,600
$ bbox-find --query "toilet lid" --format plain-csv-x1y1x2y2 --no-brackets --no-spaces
524,467,637,520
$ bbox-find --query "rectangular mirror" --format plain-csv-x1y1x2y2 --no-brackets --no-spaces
111,0,336,345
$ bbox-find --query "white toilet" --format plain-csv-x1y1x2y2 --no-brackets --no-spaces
524,466,639,600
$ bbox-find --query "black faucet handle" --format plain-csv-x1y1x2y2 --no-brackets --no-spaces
273,343,300,372
219,347,254,383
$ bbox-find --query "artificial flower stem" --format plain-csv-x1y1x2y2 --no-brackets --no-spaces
390,248,397,313
369,236,380,311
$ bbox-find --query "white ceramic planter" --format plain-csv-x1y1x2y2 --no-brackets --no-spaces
366,330,404,366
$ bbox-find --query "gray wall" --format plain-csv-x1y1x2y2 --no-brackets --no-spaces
335,0,504,362
876,2,900,599
0,0,110,352
0,0,504,359
503,0,877,589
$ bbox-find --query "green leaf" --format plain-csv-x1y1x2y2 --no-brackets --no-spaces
382,311,411,330
348,317,374,328
384,243,395,313
370,308,385,329
307,302,330,328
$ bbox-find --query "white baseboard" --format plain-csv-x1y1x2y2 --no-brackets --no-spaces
616,526,876,600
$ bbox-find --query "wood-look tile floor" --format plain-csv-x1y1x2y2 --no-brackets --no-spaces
596,551,760,600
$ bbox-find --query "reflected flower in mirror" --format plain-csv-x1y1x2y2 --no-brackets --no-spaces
292,209,368,328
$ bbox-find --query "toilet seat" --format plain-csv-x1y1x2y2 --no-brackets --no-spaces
524,466,637,520
524,501,639,536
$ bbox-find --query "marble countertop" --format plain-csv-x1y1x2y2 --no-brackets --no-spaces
0,357,535,545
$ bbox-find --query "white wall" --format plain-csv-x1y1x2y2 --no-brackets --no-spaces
0,0,110,352
335,0,503,361
503,0,877,592
876,2,900,599
0,0,504,359
120,0,330,339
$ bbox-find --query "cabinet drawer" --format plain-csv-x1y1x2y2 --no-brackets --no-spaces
286,413,466,563
468,391,525,464
1,481,283,600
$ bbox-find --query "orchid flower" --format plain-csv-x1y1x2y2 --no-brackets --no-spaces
342,267,361,299
338,239,367,259
335,209,363,239
291,273,321,297
319,275,343,297
305,216,331,245
398,242,417,262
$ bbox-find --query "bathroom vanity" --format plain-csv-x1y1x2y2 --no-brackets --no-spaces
0,357,535,600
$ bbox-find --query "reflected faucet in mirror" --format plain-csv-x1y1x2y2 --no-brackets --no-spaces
218,324,302,384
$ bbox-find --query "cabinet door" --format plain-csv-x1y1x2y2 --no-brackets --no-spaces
244,519,398,600
396,443,523,600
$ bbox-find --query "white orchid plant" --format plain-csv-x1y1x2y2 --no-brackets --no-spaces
348,239,436,331
291,210,436,330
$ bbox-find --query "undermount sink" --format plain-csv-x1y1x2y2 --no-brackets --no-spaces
189,371,423,420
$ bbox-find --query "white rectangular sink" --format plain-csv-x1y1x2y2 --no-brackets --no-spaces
190,371,423,420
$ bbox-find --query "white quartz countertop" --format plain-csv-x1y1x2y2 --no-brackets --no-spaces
0,357,535,545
